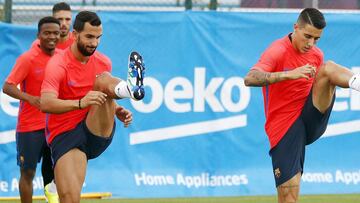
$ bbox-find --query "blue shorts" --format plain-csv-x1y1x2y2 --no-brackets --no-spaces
270,90,335,187
16,129,47,170
49,120,115,167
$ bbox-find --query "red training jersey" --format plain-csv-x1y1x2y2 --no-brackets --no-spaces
41,47,112,144
56,32,75,50
252,34,323,149
6,42,57,132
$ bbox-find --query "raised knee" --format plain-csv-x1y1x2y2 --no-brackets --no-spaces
316,60,332,79
324,60,335,66
321,60,338,73
94,72,112,91
94,71,121,99
95,71,111,84
96,71,112,79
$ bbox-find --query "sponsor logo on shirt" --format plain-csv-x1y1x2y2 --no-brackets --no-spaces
67,80,76,86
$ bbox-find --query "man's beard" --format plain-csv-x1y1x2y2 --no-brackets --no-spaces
60,25,69,38
60,31,68,38
77,41,96,56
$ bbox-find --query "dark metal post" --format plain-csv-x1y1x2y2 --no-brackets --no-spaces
4,0,12,23
209,0,217,10
185,0,192,10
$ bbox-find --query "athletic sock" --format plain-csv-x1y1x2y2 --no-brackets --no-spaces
114,80,132,98
349,74,360,92
47,180,57,193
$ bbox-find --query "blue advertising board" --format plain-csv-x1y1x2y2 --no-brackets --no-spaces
0,11,359,198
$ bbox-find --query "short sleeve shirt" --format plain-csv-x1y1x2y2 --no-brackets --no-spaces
41,48,112,144
252,34,323,148
6,42,56,132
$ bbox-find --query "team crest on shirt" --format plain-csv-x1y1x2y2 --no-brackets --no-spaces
274,168,281,178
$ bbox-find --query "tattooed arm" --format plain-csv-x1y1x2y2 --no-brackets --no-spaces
244,64,316,87
244,69,287,87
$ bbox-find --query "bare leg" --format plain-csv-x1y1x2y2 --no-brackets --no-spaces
19,169,35,203
313,60,354,113
86,72,121,137
53,73,126,203
55,149,86,203
277,172,301,203
94,72,124,100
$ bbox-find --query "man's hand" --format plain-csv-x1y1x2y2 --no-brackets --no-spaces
115,106,132,127
2,82,41,109
288,64,316,80
27,95,41,109
80,91,107,109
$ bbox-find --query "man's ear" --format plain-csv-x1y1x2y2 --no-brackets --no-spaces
294,23,299,30
73,30,79,40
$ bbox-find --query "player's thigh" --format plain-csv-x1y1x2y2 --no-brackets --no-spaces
16,129,46,170
270,118,306,187
86,99,116,137
86,121,115,160
301,88,334,145
50,120,91,165
54,148,87,194
312,63,336,113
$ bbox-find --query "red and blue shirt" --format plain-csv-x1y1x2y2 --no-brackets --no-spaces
41,47,111,144
252,34,323,148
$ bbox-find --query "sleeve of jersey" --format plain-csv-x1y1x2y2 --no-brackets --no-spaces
41,57,64,97
6,54,31,85
251,43,283,72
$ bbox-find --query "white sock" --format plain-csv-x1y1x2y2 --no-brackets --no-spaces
47,180,57,193
114,80,132,98
349,74,360,92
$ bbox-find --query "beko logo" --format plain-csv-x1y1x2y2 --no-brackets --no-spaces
130,67,250,113
129,67,250,145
